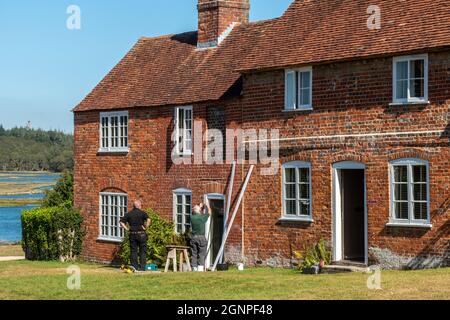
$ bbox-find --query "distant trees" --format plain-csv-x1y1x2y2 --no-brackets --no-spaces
0,125,73,172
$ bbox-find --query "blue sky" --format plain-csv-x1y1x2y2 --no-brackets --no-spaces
0,0,293,133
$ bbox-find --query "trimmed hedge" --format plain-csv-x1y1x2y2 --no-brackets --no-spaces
21,206,85,261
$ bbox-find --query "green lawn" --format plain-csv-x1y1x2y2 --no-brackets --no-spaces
0,260,448,300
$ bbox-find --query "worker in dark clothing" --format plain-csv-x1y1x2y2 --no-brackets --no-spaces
190,200,211,272
120,200,151,272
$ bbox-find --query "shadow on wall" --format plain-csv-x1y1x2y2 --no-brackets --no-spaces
374,213,449,269
407,219,450,269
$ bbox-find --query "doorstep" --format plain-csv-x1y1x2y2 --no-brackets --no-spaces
321,264,371,274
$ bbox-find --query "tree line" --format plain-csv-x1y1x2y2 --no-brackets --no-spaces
0,125,73,172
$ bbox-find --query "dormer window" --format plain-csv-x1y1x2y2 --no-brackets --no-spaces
393,54,428,104
99,111,129,153
285,67,313,111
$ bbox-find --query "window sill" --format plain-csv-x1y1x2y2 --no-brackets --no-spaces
97,148,129,154
279,216,314,223
386,222,432,229
283,107,313,113
173,152,193,158
389,101,430,106
97,237,124,244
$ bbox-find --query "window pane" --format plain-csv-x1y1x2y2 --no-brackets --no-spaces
177,205,183,214
410,79,424,98
285,200,297,215
394,183,408,201
300,201,310,216
396,80,408,100
395,202,409,219
300,71,311,89
396,61,408,80
410,60,424,79
185,214,191,224
300,88,311,106
185,195,191,204
299,168,309,183
413,184,427,201
177,215,183,223
185,109,192,121
299,184,309,199
178,109,185,130
285,184,297,199
413,166,426,183
177,224,182,234
413,202,427,220
285,72,296,109
394,166,408,183
285,168,296,183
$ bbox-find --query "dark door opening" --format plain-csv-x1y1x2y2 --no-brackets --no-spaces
209,199,225,264
341,169,365,262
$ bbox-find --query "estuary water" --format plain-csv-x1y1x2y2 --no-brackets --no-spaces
0,172,59,242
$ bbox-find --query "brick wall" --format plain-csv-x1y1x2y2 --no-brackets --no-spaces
74,98,244,263
74,50,449,268
239,50,449,268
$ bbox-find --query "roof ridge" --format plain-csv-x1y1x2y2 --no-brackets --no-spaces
140,31,197,42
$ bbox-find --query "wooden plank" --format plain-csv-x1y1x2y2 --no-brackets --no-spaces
184,249,192,272
222,161,236,263
212,165,254,271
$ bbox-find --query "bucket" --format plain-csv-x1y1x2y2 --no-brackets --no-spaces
145,264,158,271
237,263,244,271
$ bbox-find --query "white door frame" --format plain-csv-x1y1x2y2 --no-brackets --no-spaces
332,161,368,265
203,193,226,269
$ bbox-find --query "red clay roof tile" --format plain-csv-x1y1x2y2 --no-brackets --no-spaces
74,0,450,112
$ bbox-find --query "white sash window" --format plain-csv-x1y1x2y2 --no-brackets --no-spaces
99,111,129,152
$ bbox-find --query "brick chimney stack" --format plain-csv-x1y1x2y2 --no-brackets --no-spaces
197,0,250,49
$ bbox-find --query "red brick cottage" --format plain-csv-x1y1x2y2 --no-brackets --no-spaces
73,0,450,269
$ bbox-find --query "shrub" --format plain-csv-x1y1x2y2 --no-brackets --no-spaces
295,239,332,272
43,171,73,208
21,206,85,261
118,209,188,267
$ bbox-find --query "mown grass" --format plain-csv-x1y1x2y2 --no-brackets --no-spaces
0,260,448,300
0,245,24,257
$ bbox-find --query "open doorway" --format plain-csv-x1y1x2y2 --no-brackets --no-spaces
333,162,367,264
204,194,225,268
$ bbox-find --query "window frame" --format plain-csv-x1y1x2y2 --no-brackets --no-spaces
173,188,192,234
99,111,129,153
388,158,431,227
98,192,128,242
281,161,313,222
174,106,193,156
284,66,313,111
392,54,429,104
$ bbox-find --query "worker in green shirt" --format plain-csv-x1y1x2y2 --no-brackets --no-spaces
190,200,211,272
